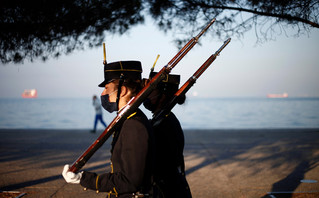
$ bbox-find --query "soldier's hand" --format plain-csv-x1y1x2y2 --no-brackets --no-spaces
62,164,82,184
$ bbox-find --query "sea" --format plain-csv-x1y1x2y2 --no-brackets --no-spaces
0,97,318,130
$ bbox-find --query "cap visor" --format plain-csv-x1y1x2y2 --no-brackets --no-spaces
98,81,106,87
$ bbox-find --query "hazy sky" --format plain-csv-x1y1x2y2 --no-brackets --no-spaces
1,19,319,98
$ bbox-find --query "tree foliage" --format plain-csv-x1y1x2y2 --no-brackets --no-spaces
0,0,318,64
147,0,319,46
0,0,144,63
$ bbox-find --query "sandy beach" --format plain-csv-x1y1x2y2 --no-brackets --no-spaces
0,129,319,198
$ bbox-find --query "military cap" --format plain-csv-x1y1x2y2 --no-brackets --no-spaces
149,72,180,85
98,61,142,87
149,72,180,94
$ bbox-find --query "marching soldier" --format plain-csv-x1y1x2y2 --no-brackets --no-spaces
143,72,192,198
62,61,154,198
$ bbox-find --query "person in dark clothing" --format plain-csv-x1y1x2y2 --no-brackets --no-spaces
62,61,154,198
143,72,192,198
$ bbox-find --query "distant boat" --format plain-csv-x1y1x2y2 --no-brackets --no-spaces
22,89,38,98
267,92,288,98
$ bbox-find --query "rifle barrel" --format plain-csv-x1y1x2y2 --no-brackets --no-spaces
191,38,231,80
152,38,231,127
167,18,216,71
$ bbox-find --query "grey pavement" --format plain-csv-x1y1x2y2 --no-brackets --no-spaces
0,129,319,198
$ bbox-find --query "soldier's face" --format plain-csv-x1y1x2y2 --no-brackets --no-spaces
101,80,118,102
147,89,160,105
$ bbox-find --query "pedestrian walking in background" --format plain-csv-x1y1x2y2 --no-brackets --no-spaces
91,95,107,133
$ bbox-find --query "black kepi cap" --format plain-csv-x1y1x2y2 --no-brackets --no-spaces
149,72,180,85
98,61,142,87
149,72,180,94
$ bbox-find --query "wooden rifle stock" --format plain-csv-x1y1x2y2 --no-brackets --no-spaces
68,18,216,173
152,38,231,127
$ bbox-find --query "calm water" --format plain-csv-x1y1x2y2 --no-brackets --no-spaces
0,98,318,130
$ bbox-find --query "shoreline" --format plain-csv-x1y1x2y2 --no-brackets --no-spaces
1,129,319,197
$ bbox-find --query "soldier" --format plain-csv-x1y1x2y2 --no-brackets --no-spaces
62,61,154,198
143,72,192,198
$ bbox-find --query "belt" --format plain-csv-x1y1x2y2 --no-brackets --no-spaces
133,192,149,198
106,192,149,198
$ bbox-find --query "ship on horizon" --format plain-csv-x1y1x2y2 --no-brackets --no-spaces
21,89,38,98
267,92,288,98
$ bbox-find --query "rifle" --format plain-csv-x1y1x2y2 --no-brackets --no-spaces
151,38,231,127
68,18,216,173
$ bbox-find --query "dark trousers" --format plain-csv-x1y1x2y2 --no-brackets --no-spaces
93,114,107,130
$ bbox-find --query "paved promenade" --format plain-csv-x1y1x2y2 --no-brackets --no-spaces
0,129,319,198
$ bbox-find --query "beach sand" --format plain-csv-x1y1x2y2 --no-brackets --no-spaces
0,129,319,198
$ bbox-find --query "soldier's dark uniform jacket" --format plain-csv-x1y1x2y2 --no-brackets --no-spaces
153,112,192,198
80,109,153,197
